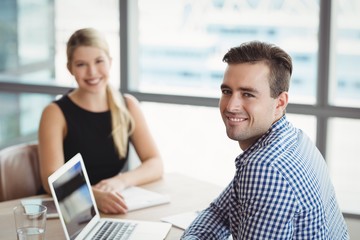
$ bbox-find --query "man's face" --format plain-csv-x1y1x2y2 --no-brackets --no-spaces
219,62,287,150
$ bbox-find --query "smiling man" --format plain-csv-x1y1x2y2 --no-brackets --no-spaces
181,41,349,240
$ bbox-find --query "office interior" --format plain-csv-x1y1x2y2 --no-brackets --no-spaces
0,0,359,238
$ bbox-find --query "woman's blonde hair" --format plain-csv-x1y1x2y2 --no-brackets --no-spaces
67,28,135,158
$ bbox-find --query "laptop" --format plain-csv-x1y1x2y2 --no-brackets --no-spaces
48,153,172,240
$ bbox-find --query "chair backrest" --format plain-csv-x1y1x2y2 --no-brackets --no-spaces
0,143,41,201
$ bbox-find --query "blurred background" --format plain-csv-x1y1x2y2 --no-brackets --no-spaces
0,0,359,235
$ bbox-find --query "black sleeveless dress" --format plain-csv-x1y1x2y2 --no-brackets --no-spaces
54,94,129,185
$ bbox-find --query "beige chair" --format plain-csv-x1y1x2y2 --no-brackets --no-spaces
0,143,42,201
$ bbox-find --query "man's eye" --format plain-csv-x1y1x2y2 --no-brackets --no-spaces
76,63,85,67
221,89,231,95
243,93,254,98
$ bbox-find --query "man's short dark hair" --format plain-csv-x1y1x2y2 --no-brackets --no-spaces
223,41,292,98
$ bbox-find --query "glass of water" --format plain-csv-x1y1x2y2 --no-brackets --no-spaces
13,204,47,240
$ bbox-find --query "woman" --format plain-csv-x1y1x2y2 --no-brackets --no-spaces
38,28,163,214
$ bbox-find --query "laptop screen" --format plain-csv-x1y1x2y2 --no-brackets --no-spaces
50,155,96,239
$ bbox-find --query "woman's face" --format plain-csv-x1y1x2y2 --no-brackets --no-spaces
69,46,112,94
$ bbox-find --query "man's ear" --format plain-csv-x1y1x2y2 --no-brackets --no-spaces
276,91,289,115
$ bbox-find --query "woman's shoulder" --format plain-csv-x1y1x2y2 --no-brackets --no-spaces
123,93,138,102
123,93,140,108
42,102,63,118
39,102,65,128
41,94,72,118
54,94,71,106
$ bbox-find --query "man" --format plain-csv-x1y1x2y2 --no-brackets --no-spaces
181,41,349,239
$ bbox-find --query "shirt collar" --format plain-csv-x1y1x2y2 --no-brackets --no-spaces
235,115,289,167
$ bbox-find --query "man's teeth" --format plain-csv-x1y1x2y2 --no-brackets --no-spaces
229,117,245,122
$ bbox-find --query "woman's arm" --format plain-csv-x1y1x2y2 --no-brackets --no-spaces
38,103,67,193
121,93,164,185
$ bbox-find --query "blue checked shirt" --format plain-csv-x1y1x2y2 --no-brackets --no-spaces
182,115,349,240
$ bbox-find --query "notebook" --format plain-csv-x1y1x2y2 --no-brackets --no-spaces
121,186,170,212
48,153,172,240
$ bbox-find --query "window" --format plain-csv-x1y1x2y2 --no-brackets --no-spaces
0,92,53,146
0,0,359,216
0,0,54,83
130,0,319,103
327,118,360,214
329,0,360,108
326,0,360,214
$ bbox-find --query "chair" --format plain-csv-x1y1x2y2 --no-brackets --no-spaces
0,143,42,201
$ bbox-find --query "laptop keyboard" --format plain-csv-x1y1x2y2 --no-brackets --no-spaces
93,221,137,240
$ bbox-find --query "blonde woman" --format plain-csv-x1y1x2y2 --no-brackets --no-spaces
38,28,163,214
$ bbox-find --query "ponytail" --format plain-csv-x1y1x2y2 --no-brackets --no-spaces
106,85,135,158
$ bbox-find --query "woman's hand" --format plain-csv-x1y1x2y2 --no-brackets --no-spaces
94,175,127,192
92,188,128,214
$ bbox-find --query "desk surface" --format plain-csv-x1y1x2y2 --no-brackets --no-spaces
0,172,223,240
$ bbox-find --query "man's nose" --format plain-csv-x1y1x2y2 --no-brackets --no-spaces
226,94,242,112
